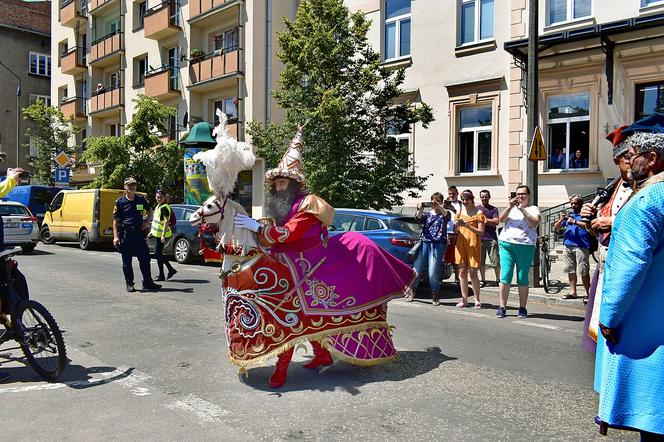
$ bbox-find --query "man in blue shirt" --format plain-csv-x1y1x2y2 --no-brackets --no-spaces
112,177,161,293
553,194,591,299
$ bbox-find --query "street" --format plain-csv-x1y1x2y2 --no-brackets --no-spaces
1,244,636,441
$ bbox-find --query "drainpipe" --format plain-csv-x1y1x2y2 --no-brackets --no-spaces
265,0,272,124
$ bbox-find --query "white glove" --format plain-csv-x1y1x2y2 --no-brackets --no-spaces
234,214,261,232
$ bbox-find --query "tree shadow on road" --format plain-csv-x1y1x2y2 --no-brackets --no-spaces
243,346,456,396
526,312,584,322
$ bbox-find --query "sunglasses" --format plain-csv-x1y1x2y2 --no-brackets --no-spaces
624,150,655,161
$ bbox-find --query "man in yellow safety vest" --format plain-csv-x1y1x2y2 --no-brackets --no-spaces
150,190,177,281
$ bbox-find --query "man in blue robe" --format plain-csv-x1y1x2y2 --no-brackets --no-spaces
596,113,664,439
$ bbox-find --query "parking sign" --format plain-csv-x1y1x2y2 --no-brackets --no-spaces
55,167,70,187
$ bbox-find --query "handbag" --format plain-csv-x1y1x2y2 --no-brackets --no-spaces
407,239,423,258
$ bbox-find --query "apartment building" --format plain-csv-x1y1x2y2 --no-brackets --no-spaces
348,0,664,209
0,0,51,171
51,0,300,214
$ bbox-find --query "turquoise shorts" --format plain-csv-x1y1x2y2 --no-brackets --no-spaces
499,240,535,286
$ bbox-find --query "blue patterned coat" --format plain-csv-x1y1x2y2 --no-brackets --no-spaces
597,174,664,434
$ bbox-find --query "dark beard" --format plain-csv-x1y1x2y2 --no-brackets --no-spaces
266,181,302,226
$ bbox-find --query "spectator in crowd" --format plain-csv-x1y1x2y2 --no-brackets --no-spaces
549,147,565,169
478,190,500,287
570,149,588,168
453,190,485,308
595,113,664,439
95,82,105,95
553,195,591,300
409,192,450,306
495,185,541,319
445,186,462,284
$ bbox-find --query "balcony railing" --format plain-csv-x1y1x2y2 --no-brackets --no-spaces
60,96,87,120
189,0,237,22
60,47,87,75
90,30,122,64
89,83,123,115
189,47,240,87
60,0,88,26
144,1,181,40
89,0,117,14
145,65,180,99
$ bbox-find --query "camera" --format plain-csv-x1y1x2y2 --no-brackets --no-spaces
510,191,517,199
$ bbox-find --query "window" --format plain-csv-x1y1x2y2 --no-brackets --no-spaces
365,218,383,231
384,0,411,60
168,47,180,90
213,28,239,52
109,124,120,137
635,81,664,120
50,192,64,211
457,106,492,173
349,216,366,231
547,0,591,25
29,137,39,157
459,0,494,45
29,95,51,107
387,120,411,171
642,0,664,6
213,98,239,123
135,56,148,86
546,93,590,170
29,52,51,77
330,213,354,232
136,1,147,29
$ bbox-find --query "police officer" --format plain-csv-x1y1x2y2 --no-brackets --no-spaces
150,189,177,281
112,177,161,292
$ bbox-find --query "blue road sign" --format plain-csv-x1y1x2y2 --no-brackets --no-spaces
55,167,70,186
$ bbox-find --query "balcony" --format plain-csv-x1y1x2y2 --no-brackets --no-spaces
144,1,181,40
145,65,181,100
60,47,87,75
189,0,240,27
188,48,240,92
60,0,88,27
89,31,122,66
89,84,123,117
89,0,119,15
60,96,87,121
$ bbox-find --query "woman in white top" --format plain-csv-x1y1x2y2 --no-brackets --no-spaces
495,185,541,319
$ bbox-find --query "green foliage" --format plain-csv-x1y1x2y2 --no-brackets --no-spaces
82,95,184,201
248,0,433,210
22,100,79,185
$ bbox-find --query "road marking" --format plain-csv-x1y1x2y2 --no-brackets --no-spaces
512,320,561,331
442,309,488,319
165,394,230,425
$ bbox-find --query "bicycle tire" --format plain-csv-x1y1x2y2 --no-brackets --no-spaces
540,252,551,293
15,300,67,380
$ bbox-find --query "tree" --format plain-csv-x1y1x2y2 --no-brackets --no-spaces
22,100,79,185
248,0,433,210
83,95,184,200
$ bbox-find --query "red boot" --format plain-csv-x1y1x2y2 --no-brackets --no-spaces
303,340,333,369
269,347,294,388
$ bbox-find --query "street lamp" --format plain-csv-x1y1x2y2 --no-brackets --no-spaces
0,60,22,168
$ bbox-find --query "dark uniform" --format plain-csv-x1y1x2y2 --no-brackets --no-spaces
113,194,153,286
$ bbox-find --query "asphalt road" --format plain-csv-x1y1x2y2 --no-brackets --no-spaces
0,244,637,441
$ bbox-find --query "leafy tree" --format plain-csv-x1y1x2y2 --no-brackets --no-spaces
248,0,433,210
83,95,184,201
22,100,79,185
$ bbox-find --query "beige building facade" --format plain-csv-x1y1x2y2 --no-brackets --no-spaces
348,0,664,209
51,0,300,215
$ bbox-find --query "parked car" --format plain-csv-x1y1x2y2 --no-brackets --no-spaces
0,201,39,254
147,204,202,264
328,209,421,264
41,189,146,250
1,185,69,225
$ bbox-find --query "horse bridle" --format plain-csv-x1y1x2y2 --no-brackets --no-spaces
197,196,227,224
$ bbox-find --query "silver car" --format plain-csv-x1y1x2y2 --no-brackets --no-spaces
0,201,39,254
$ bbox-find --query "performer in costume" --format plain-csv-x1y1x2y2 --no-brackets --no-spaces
581,126,634,361
233,129,417,388
595,113,664,438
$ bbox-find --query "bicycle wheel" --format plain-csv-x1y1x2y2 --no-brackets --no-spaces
540,252,550,293
15,300,67,380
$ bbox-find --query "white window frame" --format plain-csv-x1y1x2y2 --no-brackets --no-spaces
29,94,51,107
642,0,664,7
457,106,492,174
136,56,148,86
458,0,494,46
213,97,238,122
390,133,412,171
546,93,591,171
383,0,411,62
546,0,592,26
29,52,51,77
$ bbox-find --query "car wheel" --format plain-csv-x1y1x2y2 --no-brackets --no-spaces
40,225,55,244
174,237,191,264
79,228,92,250
21,243,36,254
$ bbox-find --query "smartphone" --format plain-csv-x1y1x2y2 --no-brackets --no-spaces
510,192,517,199
421,202,433,208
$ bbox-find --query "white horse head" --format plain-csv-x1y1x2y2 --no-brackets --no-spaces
189,194,259,255
192,109,256,197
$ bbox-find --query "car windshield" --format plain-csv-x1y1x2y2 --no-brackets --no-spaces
387,217,421,236
0,205,30,216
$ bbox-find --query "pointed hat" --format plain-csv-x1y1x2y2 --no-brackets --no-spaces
265,128,306,186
